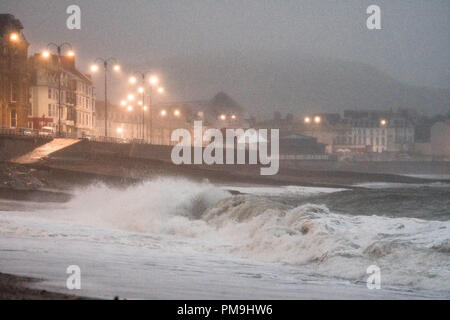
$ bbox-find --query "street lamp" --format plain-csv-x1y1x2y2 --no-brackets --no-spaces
304,117,311,124
220,114,226,121
174,109,181,117
314,116,321,124
90,57,120,137
160,109,167,117
129,71,163,142
42,42,74,137
149,76,159,85
380,119,387,126
9,32,19,42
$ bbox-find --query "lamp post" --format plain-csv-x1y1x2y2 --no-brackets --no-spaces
90,58,120,137
42,42,74,137
129,73,164,142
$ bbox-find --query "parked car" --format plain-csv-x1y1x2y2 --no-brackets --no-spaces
39,126,55,137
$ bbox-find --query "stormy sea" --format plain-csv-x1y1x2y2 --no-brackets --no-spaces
0,178,449,299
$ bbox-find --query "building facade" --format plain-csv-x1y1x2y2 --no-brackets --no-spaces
28,53,95,136
334,110,415,153
0,14,30,129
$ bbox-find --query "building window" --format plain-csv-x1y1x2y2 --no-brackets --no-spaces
48,104,52,117
48,88,52,99
10,83,18,102
10,110,17,127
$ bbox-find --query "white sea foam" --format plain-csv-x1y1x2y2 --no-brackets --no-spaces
1,177,449,295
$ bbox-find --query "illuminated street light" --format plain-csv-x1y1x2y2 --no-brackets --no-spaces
117,127,123,134
120,100,127,106
150,76,159,85
42,50,50,58
380,119,387,126
129,76,137,84
314,116,321,124
231,114,236,120
157,87,165,94
138,87,144,93
91,57,120,137
138,101,143,105
127,94,135,101
174,109,181,117
143,105,148,111
304,117,311,124
10,32,19,42
127,105,133,111
220,114,226,121
160,109,167,117
67,50,75,57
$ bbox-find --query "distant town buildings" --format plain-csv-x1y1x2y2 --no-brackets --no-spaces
296,110,415,155
28,53,95,136
95,93,247,145
335,110,415,154
0,14,30,129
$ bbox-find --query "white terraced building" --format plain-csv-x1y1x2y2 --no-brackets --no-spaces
28,53,95,136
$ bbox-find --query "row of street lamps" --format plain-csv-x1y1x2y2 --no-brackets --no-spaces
121,73,167,141
37,41,169,139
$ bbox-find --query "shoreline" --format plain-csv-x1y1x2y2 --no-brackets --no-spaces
0,158,449,204
0,272,90,300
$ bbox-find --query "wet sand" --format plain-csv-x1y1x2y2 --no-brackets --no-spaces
0,272,89,300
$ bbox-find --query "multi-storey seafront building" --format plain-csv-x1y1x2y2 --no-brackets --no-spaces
28,53,95,136
300,110,415,154
0,14,30,129
333,110,415,153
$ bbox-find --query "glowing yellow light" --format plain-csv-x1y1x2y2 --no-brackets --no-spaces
150,76,159,85
231,114,236,120
42,50,50,58
157,87,164,94
220,114,226,120
67,50,75,57
314,116,321,124
380,119,387,126
138,101,143,105
174,109,180,117
117,127,123,134
90,65,98,72
127,105,133,111
143,106,148,111
129,76,137,84
138,87,144,93
304,117,311,124
127,94,134,101
120,100,127,106
160,109,167,117
10,33,19,42
113,65,120,72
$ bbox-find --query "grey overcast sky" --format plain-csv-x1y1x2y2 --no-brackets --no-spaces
1,0,449,114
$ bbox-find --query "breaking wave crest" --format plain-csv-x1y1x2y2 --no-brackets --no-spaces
62,178,450,291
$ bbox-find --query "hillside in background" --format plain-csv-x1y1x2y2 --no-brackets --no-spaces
152,55,450,118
